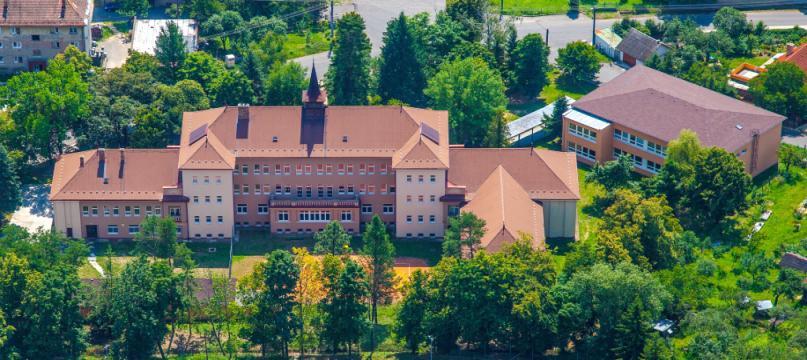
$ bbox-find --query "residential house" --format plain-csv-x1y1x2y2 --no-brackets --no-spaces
0,0,93,73
779,42,807,74
616,28,669,66
562,65,785,177
51,67,580,251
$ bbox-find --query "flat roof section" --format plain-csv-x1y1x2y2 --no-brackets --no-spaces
132,19,198,55
565,109,611,130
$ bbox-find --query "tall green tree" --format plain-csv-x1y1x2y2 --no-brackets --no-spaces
586,155,634,190
442,211,486,259
136,216,178,263
263,62,307,106
107,256,180,360
117,0,150,17
425,57,507,147
713,7,750,38
313,221,352,255
210,69,255,106
0,145,20,219
241,250,300,358
361,215,396,351
395,270,429,354
155,21,188,84
557,41,600,85
509,33,550,97
750,62,807,125
320,259,369,356
1,57,90,160
326,12,372,105
378,12,426,106
178,52,226,93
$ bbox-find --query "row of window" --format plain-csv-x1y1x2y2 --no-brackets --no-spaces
404,214,438,224
568,123,597,142
191,175,222,184
82,205,161,217
406,194,437,203
0,56,24,64
404,174,437,183
275,210,353,223
235,163,390,176
0,27,79,35
106,224,139,235
193,215,226,224
233,184,396,196
614,129,667,157
568,142,597,161
614,148,662,173
193,195,223,204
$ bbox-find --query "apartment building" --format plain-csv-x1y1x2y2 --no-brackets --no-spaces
562,65,785,177
51,69,580,251
0,0,93,73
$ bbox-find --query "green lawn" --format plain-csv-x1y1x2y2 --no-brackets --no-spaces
494,0,667,15
721,55,771,71
283,31,330,59
540,69,597,104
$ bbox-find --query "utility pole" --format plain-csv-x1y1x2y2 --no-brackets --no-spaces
500,0,504,20
545,28,549,45
591,6,597,45
329,0,335,57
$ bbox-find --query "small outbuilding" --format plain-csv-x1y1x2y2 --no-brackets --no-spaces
595,28,623,61
507,97,575,147
131,19,198,55
653,319,675,336
616,28,670,66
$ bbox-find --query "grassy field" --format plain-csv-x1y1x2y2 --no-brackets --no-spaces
540,69,597,104
494,0,667,15
78,230,443,280
283,31,330,58
721,55,771,71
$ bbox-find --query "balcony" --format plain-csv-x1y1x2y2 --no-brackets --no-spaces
269,194,359,208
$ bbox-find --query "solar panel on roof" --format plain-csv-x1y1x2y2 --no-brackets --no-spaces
188,124,208,145
421,123,440,145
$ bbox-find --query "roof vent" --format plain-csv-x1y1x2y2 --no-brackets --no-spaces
79,156,84,168
103,178,108,184
736,124,744,130
97,148,106,178
236,104,250,139
272,136,278,143
342,135,348,143
118,148,125,179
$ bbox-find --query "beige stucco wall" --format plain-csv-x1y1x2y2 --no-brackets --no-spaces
541,200,577,239
395,169,446,238
182,169,235,239
738,123,782,177
53,200,82,238
0,24,90,73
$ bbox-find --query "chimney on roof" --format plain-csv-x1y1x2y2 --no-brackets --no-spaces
118,148,125,179
97,148,106,179
60,0,66,19
2,0,7,19
79,156,84,168
236,104,250,139
786,43,795,56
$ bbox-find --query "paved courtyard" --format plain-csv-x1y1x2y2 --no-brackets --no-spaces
9,185,53,233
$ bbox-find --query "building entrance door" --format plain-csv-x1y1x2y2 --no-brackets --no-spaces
85,225,98,239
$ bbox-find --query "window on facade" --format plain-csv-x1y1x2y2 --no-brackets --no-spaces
304,164,312,174
242,185,249,194
257,204,268,214
107,225,118,235
169,207,181,217
647,160,662,173
383,204,394,214
192,176,198,184
146,206,153,216
218,216,223,223
193,196,199,203
389,186,396,194
326,164,333,174
418,175,424,183
418,215,424,223
254,164,261,174
69,27,77,34
124,206,131,216
284,186,291,194
368,164,375,175
216,195,222,203
317,186,324,198
205,196,211,203
361,204,373,214
380,164,387,174
305,186,312,198
347,185,354,194
406,195,412,202
368,185,375,195
568,123,597,142
299,211,331,222
133,207,141,216
448,206,460,217
326,186,334,198
341,211,352,222
206,216,212,224
283,165,291,175
204,176,210,184
194,216,200,223
275,164,282,175
155,207,162,216
241,165,248,175
296,164,303,175
430,215,437,223
278,211,289,222
113,207,119,216
406,215,412,223
233,185,240,195
406,175,412,182
430,175,436,183
359,184,366,194
128,225,139,234
237,204,248,214
216,176,222,184
263,165,270,174
12,41,21,49
103,207,110,216
255,184,261,194
263,184,271,194
359,163,366,175
568,142,596,161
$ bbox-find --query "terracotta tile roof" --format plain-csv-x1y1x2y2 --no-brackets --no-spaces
616,28,668,62
779,43,807,74
448,148,580,200
572,65,786,151
50,148,180,201
0,0,91,26
462,166,545,251
177,105,449,167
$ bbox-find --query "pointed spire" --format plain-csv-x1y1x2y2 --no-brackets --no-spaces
306,61,321,101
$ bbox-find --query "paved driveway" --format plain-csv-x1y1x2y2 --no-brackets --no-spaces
783,128,807,148
98,33,131,68
9,185,53,233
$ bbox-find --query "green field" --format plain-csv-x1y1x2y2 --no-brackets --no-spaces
283,31,330,58
493,0,667,15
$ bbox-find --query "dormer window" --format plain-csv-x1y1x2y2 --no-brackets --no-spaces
272,136,278,143
342,136,348,142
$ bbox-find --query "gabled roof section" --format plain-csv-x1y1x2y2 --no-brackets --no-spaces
572,65,786,151
448,148,580,200
616,28,666,62
50,148,180,201
178,107,235,170
463,166,545,252
392,121,449,169
0,0,91,26
780,43,807,74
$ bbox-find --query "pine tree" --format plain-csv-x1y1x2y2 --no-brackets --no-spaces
0,145,20,218
155,21,187,83
325,12,372,105
313,220,352,255
361,215,396,352
378,12,426,106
